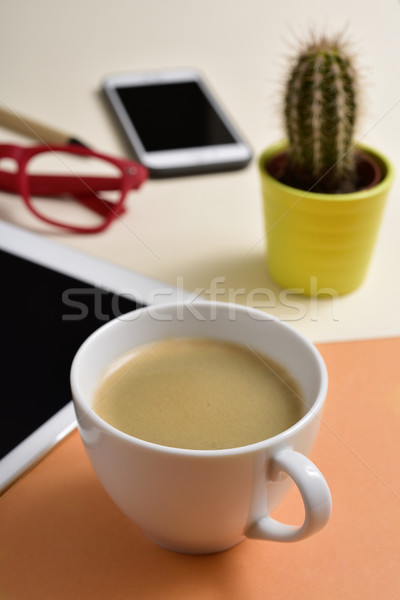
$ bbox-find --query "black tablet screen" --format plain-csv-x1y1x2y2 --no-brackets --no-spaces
1,249,143,459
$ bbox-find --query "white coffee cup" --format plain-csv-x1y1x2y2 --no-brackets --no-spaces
71,301,331,554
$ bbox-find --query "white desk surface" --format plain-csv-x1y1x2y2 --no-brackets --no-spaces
1,0,399,343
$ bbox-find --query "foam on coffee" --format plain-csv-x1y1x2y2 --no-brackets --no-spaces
93,337,306,450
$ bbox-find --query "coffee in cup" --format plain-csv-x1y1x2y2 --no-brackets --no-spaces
71,301,331,554
93,337,306,451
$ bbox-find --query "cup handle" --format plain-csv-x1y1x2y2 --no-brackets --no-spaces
247,448,332,542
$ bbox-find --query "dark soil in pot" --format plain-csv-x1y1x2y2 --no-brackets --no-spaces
266,150,383,194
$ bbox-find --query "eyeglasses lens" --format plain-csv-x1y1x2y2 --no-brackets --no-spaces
26,150,123,230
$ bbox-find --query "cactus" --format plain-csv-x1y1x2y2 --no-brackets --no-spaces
283,35,359,193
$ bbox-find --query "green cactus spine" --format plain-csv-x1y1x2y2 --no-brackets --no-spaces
283,35,358,193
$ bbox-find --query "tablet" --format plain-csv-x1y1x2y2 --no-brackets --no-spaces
0,221,185,493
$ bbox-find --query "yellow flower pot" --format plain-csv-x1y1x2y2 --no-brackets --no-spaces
259,141,394,296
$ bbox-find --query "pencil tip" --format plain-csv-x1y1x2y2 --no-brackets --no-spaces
68,137,90,149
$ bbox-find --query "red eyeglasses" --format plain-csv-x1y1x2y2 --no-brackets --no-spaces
0,143,148,233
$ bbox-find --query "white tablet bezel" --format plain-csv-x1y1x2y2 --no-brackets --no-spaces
102,68,253,176
0,220,188,493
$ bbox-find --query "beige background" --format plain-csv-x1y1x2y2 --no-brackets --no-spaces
1,0,399,342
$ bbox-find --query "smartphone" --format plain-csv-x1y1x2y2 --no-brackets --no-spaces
102,68,252,177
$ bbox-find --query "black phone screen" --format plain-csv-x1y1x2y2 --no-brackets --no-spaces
115,81,236,152
1,249,143,459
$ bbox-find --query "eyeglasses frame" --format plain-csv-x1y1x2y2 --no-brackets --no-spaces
0,143,148,233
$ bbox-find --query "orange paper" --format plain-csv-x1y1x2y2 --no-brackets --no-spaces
1,337,400,599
